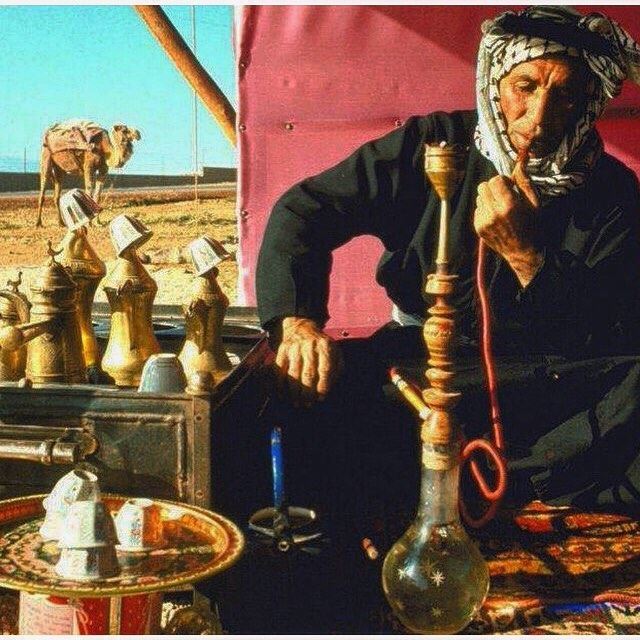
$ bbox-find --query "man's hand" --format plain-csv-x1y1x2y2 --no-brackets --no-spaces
274,317,343,407
474,153,544,287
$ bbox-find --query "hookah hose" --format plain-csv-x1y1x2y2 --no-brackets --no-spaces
461,151,536,526
459,238,507,528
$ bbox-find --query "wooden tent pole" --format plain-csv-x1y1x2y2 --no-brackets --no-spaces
134,5,237,147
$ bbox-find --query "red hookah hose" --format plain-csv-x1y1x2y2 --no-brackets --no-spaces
459,238,508,528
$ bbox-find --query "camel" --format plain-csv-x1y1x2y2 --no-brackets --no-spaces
36,120,141,227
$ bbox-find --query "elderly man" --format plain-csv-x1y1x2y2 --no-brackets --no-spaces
256,7,640,520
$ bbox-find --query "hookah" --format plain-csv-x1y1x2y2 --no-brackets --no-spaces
382,142,508,634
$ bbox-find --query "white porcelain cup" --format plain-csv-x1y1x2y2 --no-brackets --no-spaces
58,500,119,549
138,353,187,393
55,545,120,581
115,498,164,551
188,236,231,276
40,469,101,541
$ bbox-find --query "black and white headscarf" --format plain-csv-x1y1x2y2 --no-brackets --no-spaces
475,6,640,204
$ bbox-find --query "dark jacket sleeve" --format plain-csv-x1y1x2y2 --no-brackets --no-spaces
513,159,640,356
255,116,430,330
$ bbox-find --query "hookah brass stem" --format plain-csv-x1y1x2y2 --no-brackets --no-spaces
435,198,450,276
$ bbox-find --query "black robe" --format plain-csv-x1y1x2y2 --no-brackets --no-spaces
255,110,640,512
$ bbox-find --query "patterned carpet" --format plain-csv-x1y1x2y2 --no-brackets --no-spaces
473,501,640,634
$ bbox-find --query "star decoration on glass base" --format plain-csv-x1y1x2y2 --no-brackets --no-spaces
431,607,443,618
398,566,410,581
430,569,445,586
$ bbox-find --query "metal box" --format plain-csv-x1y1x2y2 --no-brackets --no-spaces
0,305,274,520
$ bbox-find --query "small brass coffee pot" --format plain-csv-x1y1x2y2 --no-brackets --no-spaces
0,273,31,381
58,190,106,373
101,214,160,387
0,242,87,384
179,236,233,385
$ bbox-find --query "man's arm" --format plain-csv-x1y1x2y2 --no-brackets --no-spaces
256,116,431,404
476,157,640,356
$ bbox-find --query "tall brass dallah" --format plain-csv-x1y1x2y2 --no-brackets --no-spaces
0,273,31,381
179,236,233,385
382,143,489,634
101,214,160,387
0,242,87,384
58,189,106,374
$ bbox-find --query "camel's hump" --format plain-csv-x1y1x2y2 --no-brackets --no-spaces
51,119,104,132
44,120,107,153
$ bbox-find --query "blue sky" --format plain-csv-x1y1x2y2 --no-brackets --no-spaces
0,5,236,175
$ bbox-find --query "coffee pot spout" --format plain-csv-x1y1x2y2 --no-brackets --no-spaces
0,318,57,352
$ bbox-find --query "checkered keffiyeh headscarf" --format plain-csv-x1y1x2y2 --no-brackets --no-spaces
474,6,640,204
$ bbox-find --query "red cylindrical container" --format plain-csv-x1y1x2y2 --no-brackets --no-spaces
18,591,163,635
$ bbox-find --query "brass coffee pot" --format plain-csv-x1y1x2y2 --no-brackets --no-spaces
101,214,160,387
0,273,31,381
58,189,106,374
59,227,106,374
178,236,233,385
0,242,87,384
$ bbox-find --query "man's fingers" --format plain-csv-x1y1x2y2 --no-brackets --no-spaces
477,181,497,210
273,318,342,407
487,176,516,210
316,347,332,399
300,343,319,405
512,155,539,209
286,343,304,406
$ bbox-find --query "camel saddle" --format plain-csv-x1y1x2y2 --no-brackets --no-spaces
43,119,106,154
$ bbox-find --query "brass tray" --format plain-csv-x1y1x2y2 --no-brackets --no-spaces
0,494,244,597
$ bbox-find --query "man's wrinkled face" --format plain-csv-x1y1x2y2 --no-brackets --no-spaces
498,56,589,158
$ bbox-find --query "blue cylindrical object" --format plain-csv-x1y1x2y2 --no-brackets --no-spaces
271,426,285,510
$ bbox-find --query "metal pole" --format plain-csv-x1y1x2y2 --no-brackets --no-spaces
134,5,237,147
23,147,27,173
191,5,200,203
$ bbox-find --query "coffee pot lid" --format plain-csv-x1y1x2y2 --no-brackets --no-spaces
60,189,100,231
189,236,231,276
33,241,76,292
109,214,153,256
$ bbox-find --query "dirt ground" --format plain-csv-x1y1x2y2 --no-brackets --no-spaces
0,186,239,306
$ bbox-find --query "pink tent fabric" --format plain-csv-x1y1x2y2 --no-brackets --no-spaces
235,5,640,336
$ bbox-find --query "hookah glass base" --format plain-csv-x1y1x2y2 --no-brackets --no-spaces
381,449,489,634
382,520,489,634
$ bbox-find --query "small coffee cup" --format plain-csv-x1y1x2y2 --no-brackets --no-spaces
55,546,120,581
115,498,164,551
58,500,119,549
138,353,187,393
55,500,120,580
40,469,101,541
